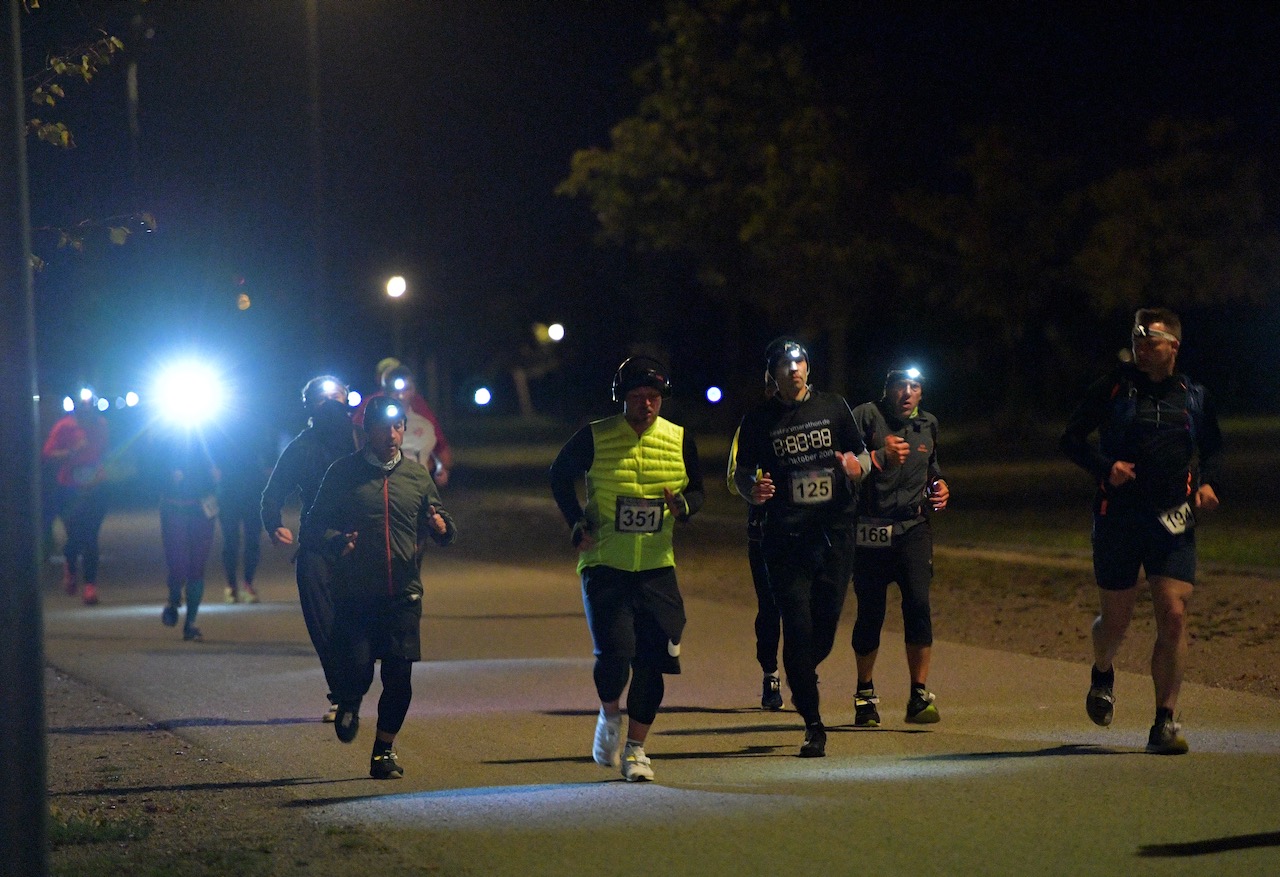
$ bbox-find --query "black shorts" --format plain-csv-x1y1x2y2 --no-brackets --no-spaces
582,565,685,673
332,594,424,663
1092,508,1197,590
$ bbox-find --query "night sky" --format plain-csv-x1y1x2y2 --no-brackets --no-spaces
23,0,1280,425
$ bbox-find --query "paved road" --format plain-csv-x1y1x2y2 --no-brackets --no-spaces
42,504,1280,876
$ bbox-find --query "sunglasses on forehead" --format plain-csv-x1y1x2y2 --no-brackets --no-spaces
1132,325,1179,343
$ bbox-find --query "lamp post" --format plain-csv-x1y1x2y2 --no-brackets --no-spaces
1,2,48,872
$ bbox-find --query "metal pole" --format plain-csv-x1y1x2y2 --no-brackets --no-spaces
305,0,329,358
0,0,49,874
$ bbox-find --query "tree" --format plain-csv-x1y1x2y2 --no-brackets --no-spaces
21,0,153,269
557,0,880,390
894,125,1083,419
1075,117,1280,319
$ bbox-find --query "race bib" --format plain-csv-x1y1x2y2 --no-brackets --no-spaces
1157,502,1195,535
615,496,665,533
790,468,834,505
856,518,894,547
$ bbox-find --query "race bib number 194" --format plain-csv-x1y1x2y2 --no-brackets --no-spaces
1157,502,1195,535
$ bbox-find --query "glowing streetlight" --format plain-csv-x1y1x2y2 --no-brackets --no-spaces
547,322,565,342
386,275,406,298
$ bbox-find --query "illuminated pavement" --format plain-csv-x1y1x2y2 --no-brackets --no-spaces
43,508,1280,876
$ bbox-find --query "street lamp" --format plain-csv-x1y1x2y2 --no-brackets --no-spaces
385,275,406,357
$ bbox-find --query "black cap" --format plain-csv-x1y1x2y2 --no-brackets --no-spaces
612,356,672,402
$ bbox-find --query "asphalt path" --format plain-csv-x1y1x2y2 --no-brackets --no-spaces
42,500,1280,876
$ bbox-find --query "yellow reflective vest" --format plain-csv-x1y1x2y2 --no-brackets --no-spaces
579,415,688,573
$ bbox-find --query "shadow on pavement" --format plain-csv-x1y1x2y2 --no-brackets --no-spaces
1137,830,1280,857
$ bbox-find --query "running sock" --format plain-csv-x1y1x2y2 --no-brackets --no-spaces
1091,665,1115,687
857,678,874,693
1155,707,1174,725
372,738,393,755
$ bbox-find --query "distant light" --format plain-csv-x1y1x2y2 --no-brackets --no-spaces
79,387,94,402
473,387,492,406
386,275,406,298
347,389,362,407
706,386,723,404
125,391,140,407
237,293,251,311
96,397,110,412
62,396,74,413
547,323,565,342
152,359,226,427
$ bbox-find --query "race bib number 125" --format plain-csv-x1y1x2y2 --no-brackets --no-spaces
790,469,834,505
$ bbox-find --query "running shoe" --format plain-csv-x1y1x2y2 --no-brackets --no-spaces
224,587,238,604
799,722,827,758
621,743,654,782
592,708,623,768
1087,666,1115,726
1146,718,1189,755
1086,683,1115,727
182,626,203,642
335,704,360,743
323,703,338,723
161,603,179,627
240,584,260,604
81,583,99,606
906,688,940,724
370,750,404,779
854,688,880,728
761,675,784,711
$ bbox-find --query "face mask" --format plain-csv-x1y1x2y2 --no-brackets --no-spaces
313,399,351,431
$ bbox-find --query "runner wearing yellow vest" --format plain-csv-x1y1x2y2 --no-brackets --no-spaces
550,356,705,782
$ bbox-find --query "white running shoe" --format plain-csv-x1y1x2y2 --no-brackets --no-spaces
621,742,654,782
592,709,623,768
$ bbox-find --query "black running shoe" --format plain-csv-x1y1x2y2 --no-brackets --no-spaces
1146,718,1189,755
799,723,827,758
370,750,404,779
854,689,880,728
1087,669,1115,726
335,704,360,743
761,675,783,711
161,603,178,627
905,688,940,724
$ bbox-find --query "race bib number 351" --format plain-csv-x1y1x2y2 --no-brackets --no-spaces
615,496,665,533
790,469,834,505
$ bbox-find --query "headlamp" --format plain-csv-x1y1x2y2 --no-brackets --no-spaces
1132,325,1179,344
